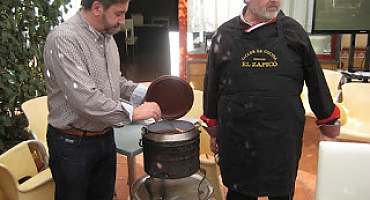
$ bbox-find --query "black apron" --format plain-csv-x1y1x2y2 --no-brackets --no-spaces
217,16,305,197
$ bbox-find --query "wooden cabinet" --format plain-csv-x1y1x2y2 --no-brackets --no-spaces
186,60,206,90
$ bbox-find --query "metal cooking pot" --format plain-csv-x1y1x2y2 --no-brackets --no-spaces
141,75,201,179
141,120,200,179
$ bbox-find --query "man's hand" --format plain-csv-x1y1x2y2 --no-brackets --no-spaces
203,125,218,153
320,133,338,141
132,102,161,121
210,136,218,154
318,122,340,141
203,126,218,137
139,82,151,87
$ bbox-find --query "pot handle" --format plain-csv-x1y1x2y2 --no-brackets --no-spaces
194,121,202,128
141,126,148,134
139,139,143,147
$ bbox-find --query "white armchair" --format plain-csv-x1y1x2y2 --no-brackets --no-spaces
315,141,370,200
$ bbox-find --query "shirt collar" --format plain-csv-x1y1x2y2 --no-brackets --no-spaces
239,5,277,33
76,11,112,41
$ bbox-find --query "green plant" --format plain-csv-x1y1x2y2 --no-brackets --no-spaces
0,0,71,153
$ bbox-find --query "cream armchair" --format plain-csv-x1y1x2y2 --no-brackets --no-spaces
21,96,49,153
185,89,225,200
337,82,370,142
0,140,54,200
301,69,343,118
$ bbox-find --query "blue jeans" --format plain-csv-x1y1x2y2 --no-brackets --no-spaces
47,125,116,200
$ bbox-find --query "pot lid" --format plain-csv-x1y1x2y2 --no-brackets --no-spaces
146,120,195,134
145,75,194,119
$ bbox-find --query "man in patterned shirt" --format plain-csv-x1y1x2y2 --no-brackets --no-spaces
43,0,161,199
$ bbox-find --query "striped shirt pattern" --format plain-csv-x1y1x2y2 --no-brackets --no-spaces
44,12,140,131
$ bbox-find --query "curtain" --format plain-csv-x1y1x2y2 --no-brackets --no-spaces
188,0,314,32
281,0,314,31
188,0,244,32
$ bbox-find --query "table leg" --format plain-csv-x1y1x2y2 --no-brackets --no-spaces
127,156,136,200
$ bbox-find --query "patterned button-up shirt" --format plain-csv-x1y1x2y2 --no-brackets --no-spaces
44,11,143,131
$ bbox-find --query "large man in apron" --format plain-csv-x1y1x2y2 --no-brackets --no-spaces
201,0,341,199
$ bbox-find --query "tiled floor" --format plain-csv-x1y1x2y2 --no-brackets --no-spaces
114,116,320,200
114,52,321,200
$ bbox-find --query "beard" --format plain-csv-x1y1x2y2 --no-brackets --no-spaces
249,1,280,21
102,14,120,35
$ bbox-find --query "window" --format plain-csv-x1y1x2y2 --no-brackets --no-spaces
187,0,317,53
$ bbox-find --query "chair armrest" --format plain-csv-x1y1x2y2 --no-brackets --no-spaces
335,103,347,125
0,164,18,199
18,168,53,192
199,154,217,164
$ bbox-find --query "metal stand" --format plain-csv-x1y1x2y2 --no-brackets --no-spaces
127,156,136,200
343,33,370,82
363,34,370,82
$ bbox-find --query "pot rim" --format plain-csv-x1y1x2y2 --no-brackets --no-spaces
142,128,199,142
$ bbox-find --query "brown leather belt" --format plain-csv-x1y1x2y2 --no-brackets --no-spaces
57,127,112,137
